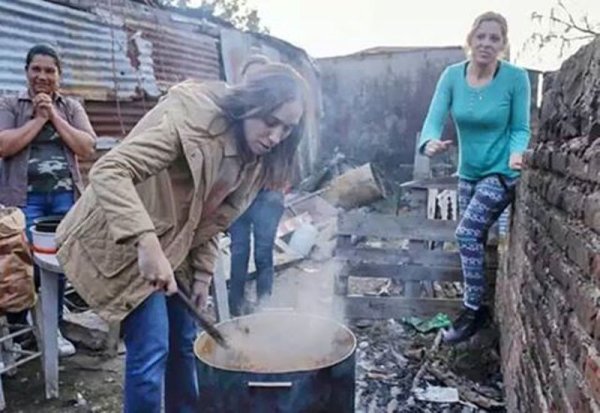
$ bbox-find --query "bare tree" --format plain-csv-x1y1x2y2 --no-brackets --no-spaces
523,0,599,60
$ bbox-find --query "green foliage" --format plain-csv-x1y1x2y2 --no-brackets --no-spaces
158,0,269,33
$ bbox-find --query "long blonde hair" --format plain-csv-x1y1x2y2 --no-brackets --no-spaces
465,11,509,57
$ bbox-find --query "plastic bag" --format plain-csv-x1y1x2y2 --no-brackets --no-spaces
0,207,36,314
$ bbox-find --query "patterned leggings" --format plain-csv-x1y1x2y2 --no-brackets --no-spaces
456,175,517,309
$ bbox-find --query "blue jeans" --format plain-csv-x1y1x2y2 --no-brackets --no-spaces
229,189,285,316
123,292,199,413
14,190,74,322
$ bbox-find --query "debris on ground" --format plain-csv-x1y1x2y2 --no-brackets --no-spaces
414,385,460,403
402,313,452,334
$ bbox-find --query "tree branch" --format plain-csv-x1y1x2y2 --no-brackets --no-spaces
553,0,600,36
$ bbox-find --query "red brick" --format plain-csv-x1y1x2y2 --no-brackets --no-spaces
584,193,600,235
585,351,600,405
549,386,574,413
593,254,600,284
546,180,566,208
569,154,590,181
524,149,536,169
567,230,592,274
547,282,569,332
585,140,600,183
565,359,599,413
568,280,600,335
567,315,593,372
553,150,569,175
549,214,569,252
563,186,585,219
523,355,551,413
590,154,600,183
548,250,572,290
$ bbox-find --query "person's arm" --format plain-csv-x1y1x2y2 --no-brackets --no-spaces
418,67,454,154
39,96,96,158
0,98,48,158
89,106,183,244
508,69,531,167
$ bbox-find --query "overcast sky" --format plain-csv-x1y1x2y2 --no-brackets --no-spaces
192,0,599,70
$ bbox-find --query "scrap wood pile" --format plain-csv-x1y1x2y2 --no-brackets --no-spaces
354,318,505,413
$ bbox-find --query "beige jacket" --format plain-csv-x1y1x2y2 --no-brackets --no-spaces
56,81,264,322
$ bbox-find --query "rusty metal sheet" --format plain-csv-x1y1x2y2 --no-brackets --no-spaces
0,0,158,99
84,98,158,138
126,18,221,90
0,0,220,100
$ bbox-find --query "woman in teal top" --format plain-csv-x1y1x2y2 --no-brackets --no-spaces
420,11,531,344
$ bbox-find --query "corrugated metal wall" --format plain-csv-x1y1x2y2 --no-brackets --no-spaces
85,98,159,137
126,21,221,90
0,0,322,181
0,0,157,99
0,0,221,134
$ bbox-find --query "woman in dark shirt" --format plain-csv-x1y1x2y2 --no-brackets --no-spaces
0,44,97,356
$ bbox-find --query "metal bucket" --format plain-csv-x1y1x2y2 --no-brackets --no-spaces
194,311,356,413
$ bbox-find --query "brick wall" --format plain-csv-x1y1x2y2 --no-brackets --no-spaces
497,37,600,412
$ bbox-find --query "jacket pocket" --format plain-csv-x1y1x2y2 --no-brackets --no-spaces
79,220,173,278
79,237,137,278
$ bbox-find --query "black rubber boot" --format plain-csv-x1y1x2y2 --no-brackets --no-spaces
442,306,489,344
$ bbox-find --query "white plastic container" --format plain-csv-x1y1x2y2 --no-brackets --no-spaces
30,225,57,254
288,223,318,257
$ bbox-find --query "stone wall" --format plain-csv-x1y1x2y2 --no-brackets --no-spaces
497,37,600,412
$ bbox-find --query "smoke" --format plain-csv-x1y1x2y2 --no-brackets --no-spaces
259,258,346,321
198,227,356,373
198,309,354,373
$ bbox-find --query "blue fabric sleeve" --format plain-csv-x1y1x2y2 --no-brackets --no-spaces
419,67,453,153
509,69,531,154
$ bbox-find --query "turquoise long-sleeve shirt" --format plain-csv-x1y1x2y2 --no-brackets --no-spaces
419,60,531,180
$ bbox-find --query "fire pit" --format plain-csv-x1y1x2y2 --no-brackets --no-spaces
194,311,357,413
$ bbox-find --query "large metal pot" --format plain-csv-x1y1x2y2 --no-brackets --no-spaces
195,311,356,413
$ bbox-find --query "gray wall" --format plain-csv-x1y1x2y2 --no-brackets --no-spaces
318,47,465,184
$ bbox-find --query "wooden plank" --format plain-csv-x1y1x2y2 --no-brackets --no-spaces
347,262,496,280
338,212,458,241
346,263,466,281
344,296,463,319
335,246,499,269
334,273,349,296
338,213,499,246
400,175,459,190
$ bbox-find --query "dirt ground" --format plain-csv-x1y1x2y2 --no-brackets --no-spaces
4,351,123,412
3,221,504,412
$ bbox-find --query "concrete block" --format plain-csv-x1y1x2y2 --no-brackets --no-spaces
62,310,116,351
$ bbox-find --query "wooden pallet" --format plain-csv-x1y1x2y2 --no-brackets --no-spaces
334,211,498,320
